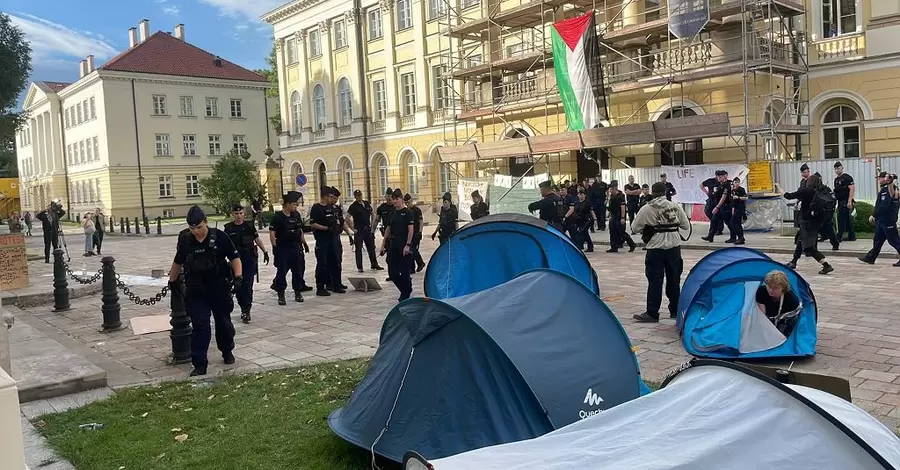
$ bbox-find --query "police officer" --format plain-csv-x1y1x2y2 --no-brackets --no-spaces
574,189,594,252
859,172,900,266
623,175,641,225
269,191,311,305
330,187,352,292
729,177,748,245
309,186,344,296
700,174,718,231
431,192,458,244
380,188,414,301
470,190,489,220
528,180,566,230
660,173,677,201
169,206,242,377
606,180,636,253
374,188,394,238
631,182,691,323
834,161,856,242
701,170,732,242
404,193,427,273
347,189,384,273
589,176,608,231
224,204,270,323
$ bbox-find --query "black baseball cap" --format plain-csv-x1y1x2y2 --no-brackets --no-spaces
283,191,301,203
391,188,403,199
186,206,206,226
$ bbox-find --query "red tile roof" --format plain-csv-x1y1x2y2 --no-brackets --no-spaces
100,31,268,83
36,81,72,93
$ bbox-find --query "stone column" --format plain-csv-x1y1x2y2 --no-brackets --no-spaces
345,9,365,136
47,109,60,172
412,0,429,127
43,112,53,174
381,0,400,132
320,21,337,139
29,119,39,174
296,31,312,141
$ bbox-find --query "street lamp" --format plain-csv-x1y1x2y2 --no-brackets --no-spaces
276,154,285,198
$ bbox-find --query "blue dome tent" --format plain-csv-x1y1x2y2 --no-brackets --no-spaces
677,247,817,359
328,270,648,463
423,213,599,299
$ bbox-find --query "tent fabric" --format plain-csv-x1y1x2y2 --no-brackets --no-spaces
677,247,817,359
419,361,900,470
328,269,645,463
423,213,599,299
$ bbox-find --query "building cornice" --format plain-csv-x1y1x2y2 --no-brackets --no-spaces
261,0,329,24
809,52,900,78
97,70,272,91
57,73,103,99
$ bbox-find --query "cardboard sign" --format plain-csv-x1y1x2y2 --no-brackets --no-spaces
0,234,28,290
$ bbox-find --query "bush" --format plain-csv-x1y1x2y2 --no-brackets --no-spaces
853,201,875,233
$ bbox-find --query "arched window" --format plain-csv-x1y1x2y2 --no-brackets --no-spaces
375,154,389,196
313,85,326,131
338,78,353,127
659,106,703,165
403,151,419,197
339,157,353,198
288,162,302,189
314,160,327,189
822,105,860,159
290,91,302,134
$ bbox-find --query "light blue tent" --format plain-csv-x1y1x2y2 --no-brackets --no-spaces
677,247,817,359
424,213,599,299
328,270,648,463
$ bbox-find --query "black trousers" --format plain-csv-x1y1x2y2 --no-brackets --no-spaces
627,201,638,224
592,202,606,230
185,287,235,369
791,225,826,262
43,230,59,261
314,239,341,289
273,245,305,293
706,208,730,239
645,247,683,320
406,234,426,272
93,231,104,253
818,213,840,248
386,244,412,300
578,223,593,250
331,236,344,287
864,220,900,262
236,252,257,312
354,229,379,270
728,209,744,241
609,217,634,250
836,200,856,241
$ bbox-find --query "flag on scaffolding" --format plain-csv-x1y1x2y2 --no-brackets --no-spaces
551,11,608,131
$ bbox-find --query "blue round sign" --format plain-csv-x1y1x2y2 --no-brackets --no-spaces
296,174,307,186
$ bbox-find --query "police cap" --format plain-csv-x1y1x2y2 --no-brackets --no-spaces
538,180,552,189
331,186,341,198
834,161,843,169
800,163,810,172
651,182,666,197
353,189,362,196
231,203,244,212
283,191,301,203
403,193,412,202
186,205,206,226
385,187,393,196
391,188,403,199
320,186,332,197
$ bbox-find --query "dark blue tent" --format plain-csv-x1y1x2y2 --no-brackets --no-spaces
328,270,648,462
424,213,599,299
677,247,817,359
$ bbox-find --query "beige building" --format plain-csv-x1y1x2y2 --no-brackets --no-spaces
16,20,276,220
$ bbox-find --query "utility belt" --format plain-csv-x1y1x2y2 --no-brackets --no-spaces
641,222,689,244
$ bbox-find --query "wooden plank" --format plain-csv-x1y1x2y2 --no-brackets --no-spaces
653,112,731,141
475,138,531,159
528,132,582,154
437,145,477,163
581,122,655,147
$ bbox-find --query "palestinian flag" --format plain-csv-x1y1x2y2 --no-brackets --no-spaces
551,12,608,131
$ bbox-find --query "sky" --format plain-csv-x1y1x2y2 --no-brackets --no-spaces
6,0,286,107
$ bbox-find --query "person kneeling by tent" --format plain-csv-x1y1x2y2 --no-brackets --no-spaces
631,182,691,323
756,270,801,337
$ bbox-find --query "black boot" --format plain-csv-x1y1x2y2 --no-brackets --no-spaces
316,287,331,296
277,291,286,305
294,291,304,302
819,262,834,275
189,367,207,377
240,308,251,323
223,352,235,365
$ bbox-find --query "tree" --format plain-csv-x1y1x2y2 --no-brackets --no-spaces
0,13,33,178
254,45,281,134
199,150,267,214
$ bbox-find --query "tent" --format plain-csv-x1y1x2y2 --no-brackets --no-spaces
423,213,599,299
405,360,900,470
677,247,817,359
328,269,648,462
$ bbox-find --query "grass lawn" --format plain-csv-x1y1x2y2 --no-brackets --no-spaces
34,359,393,470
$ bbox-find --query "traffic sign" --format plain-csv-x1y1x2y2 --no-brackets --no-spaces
296,174,307,186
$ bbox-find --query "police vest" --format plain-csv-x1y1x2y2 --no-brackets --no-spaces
553,198,567,222
281,213,303,244
226,224,256,255
183,231,228,288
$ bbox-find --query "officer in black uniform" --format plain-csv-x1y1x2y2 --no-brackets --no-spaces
431,192,459,244
574,189,594,252
701,170,732,242
607,180,636,253
859,172,900,266
330,187,352,292
380,188,414,301
374,188,394,238
589,176,608,231
833,161,856,242
700,174,718,229
660,173,677,201
528,180,566,231
470,190,489,220
169,206,242,377
309,186,344,296
404,193,427,273
623,175,641,225
268,191,311,305
347,189,383,273
224,204,270,323
729,177,748,245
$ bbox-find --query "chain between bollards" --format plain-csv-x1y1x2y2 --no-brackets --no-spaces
168,274,192,364
52,249,70,312
100,256,123,331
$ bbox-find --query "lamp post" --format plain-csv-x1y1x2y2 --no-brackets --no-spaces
276,154,285,197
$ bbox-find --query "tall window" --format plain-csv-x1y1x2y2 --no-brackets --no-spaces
65,112,70,129
89,97,96,119
230,99,243,118
77,103,83,123
340,158,353,196
440,163,456,194
152,95,167,115
368,8,383,39
205,97,219,117
79,141,86,163
179,96,194,116
405,152,419,196
432,65,450,110
158,175,173,197
286,37,298,64
377,155,389,194
290,91,302,134
233,135,247,153
209,135,222,155
185,174,200,197
67,144,73,165
428,0,446,19
338,78,353,126
400,72,417,116
309,29,322,57
822,0,857,38
86,139,93,161
314,85,326,130
182,135,197,156
822,105,860,159
155,134,170,156
659,107,703,165
397,0,412,29
334,20,347,49
372,80,387,121
93,136,99,160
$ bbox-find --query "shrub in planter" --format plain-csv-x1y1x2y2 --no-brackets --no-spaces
852,201,875,234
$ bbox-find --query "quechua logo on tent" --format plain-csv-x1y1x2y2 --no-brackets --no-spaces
551,11,609,132
580,387,604,419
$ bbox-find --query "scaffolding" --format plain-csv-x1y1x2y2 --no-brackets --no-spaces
435,0,810,180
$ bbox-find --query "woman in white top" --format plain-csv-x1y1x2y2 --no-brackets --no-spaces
82,212,96,256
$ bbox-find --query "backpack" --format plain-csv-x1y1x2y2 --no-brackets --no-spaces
808,187,836,222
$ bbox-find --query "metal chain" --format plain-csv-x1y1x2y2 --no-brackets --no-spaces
115,272,170,306
61,260,103,284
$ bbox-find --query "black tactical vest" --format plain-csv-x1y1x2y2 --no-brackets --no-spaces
184,231,227,289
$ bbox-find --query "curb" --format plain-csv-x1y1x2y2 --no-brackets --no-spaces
0,284,102,308
589,238,870,258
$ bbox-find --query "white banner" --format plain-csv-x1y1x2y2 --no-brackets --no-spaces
662,164,749,204
457,179,489,222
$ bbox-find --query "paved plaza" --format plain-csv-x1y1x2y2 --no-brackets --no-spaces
7,226,900,432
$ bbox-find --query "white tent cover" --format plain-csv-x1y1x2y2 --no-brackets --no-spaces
424,364,900,470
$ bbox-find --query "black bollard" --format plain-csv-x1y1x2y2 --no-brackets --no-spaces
109,216,115,233
119,217,125,233
134,218,140,235
143,217,149,235
125,217,131,234
168,274,192,364
52,249,70,312
156,217,162,235
100,256,122,331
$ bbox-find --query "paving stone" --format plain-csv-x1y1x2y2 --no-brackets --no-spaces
854,370,900,383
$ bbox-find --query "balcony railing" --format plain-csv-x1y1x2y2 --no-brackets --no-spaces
313,129,326,141
290,134,302,146
400,114,416,129
502,76,539,102
373,120,386,132
651,41,714,73
432,108,448,122
338,125,351,136
814,33,864,63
